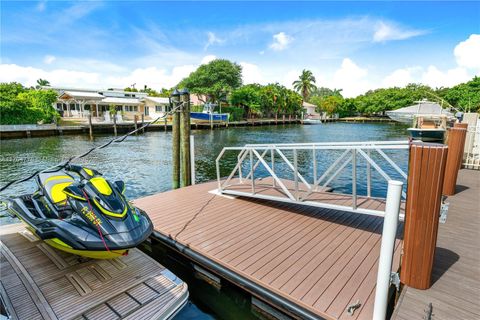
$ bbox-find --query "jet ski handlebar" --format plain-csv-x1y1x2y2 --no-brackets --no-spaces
64,165,101,180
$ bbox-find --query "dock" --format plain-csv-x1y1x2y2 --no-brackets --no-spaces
392,169,480,319
133,180,403,319
0,223,188,320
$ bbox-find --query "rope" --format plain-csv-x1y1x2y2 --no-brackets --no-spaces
0,103,185,194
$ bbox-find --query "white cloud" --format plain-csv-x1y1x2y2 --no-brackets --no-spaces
421,66,471,88
269,32,293,51
201,55,217,64
332,58,370,97
382,67,420,87
0,64,100,88
204,32,224,50
43,55,56,64
240,62,263,84
0,63,197,90
454,34,480,69
373,21,426,42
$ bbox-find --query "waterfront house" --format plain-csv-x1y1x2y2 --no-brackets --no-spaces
142,96,171,119
48,86,216,122
51,87,147,121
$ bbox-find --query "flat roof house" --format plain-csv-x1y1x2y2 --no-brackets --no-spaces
49,86,148,121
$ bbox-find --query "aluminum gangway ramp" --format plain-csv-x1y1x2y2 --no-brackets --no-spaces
216,141,409,218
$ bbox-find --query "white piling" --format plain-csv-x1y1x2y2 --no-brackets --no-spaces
373,180,403,320
190,135,195,185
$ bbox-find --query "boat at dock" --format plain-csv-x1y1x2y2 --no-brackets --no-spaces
302,118,322,125
386,99,454,124
190,103,228,122
407,114,449,142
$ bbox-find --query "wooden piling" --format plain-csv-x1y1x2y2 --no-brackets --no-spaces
141,114,145,134
442,126,467,195
180,99,191,187
113,112,117,136
401,142,448,290
172,110,181,189
88,114,93,139
164,117,167,131
134,115,138,135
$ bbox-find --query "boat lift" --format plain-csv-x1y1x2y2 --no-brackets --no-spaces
215,140,410,320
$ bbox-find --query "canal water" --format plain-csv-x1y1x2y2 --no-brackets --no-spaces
0,122,409,319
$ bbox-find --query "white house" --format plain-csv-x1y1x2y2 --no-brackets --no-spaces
142,96,171,119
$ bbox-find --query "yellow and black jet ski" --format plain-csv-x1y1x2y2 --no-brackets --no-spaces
6,165,153,259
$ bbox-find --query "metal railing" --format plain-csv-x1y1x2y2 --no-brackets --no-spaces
215,140,409,320
216,140,409,218
463,124,480,170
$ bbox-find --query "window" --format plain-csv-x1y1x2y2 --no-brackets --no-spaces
155,105,163,112
133,106,138,112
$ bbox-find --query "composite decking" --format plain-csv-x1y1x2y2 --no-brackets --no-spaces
392,169,480,320
0,223,188,320
134,181,404,320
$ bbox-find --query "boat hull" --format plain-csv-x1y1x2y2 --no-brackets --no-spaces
407,128,445,142
190,112,228,122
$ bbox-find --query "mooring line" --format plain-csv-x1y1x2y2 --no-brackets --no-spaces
0,103,186,194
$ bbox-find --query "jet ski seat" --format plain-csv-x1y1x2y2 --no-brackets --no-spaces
37,171,75,207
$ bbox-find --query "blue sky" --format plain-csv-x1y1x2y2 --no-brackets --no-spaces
1,1,479,97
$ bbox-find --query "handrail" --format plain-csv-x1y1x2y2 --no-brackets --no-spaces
216,141,409,214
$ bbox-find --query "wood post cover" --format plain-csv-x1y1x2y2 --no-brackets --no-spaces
401,142,448,290
442,126,467,195
454,123,468,170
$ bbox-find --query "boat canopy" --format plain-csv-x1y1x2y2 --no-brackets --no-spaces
386,100,453,124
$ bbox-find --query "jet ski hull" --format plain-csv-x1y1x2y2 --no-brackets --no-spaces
7,191,153,260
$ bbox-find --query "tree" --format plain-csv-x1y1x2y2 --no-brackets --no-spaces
178,59,242,103
438,77,480,112
292,69,316,100
0,82,58,124
36,78,50,89
230,84,262,118
319,96,344,115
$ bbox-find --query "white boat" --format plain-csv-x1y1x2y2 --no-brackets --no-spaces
386,100,454,124
302,118,322,125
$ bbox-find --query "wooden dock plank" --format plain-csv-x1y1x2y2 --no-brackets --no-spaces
134,180,404,320
393,169,480,320
0,223,188,320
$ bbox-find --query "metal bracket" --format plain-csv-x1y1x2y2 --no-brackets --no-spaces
439,202,449,224
390,272,400,291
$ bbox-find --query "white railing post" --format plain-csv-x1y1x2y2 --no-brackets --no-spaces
250,149,255,194
367,149,371,197
190,135,196,185
271,147,276,187
373,180,403,320
294,149,299,200
352,148,357,209
313,148,317,187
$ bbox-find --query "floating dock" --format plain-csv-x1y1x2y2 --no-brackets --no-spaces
134,181,404,319
0,223,188,320
393,169,480,319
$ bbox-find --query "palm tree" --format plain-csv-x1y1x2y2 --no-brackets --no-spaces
292,69,316,101
36,79,50,89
